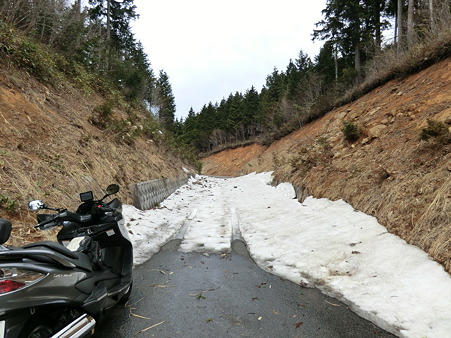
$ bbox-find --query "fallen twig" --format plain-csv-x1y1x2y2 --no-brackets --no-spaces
151,284,176,288
134,321,165,335
130,311,151,320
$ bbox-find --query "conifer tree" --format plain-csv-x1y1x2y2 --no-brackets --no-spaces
154,70,176,131
315,41,338,82
314,0,392,75
88,0,138,50
286,51,313,100
243,86,261,137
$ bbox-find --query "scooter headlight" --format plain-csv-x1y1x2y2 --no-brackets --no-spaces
0,268,46,295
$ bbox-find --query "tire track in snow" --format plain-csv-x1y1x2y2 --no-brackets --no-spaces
168,178,248,255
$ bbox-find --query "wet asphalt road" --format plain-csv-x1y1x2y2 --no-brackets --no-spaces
94,241,395,338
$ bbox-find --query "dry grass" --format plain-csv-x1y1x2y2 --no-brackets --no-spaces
339,21,451,107
409,178,451,272
0,66,193,246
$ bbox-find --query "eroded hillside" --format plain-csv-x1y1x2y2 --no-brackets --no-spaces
202,58,451,273
0,67,193,245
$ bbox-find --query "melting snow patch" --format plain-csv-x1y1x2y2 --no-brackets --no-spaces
125,173,451,338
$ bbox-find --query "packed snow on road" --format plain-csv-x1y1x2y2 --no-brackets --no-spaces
123,172,451,338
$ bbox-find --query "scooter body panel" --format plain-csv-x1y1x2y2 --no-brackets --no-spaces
0,184,133,337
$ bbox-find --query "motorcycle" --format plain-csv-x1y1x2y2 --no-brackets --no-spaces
0,184,133,337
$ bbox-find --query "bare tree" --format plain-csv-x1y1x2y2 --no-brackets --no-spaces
0,0,68,43
0,0,33,30
432,0,451,30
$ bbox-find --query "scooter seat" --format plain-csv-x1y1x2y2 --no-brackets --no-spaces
0,219,12,245
23,241,93,271
24,241,79,259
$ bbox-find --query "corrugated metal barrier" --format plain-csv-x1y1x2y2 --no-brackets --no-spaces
130,175,190,210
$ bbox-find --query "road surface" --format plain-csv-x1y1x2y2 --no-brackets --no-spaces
94,240,395,337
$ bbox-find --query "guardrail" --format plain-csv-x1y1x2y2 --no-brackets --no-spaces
129,175,190,210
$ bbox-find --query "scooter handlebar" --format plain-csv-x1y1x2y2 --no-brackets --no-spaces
34,215,58,229
34,211,92,229
96,205,115,213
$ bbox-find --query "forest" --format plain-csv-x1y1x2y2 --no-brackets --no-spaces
0,0,450,154
174,0,451,153
0,0,176,131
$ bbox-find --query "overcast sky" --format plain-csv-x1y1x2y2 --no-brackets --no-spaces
131,0,327,119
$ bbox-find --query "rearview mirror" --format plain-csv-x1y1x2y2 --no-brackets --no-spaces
106,184,119,195
28,200,45,211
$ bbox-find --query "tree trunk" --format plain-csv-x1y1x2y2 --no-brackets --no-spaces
75,0,81,20
334,45,338,81
429,0,434,29
354,41,361,74
106,0,111,41
375,0,382,51
106,0,112,71
397,0,403,53
354,11,361,74
407,0,415,47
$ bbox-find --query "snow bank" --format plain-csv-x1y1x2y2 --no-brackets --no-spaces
124,173,451,337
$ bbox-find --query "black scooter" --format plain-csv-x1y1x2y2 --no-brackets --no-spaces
0,184,133,338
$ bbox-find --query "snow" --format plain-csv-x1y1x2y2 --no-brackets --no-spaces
123,172,451,338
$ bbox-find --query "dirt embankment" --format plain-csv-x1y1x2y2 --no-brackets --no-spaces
202,58,451,273
0,67,193,245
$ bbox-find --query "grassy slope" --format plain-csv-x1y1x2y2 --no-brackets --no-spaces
0,63,194,245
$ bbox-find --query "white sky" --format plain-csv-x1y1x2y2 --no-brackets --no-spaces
131,0,327,119
123,173,451,338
